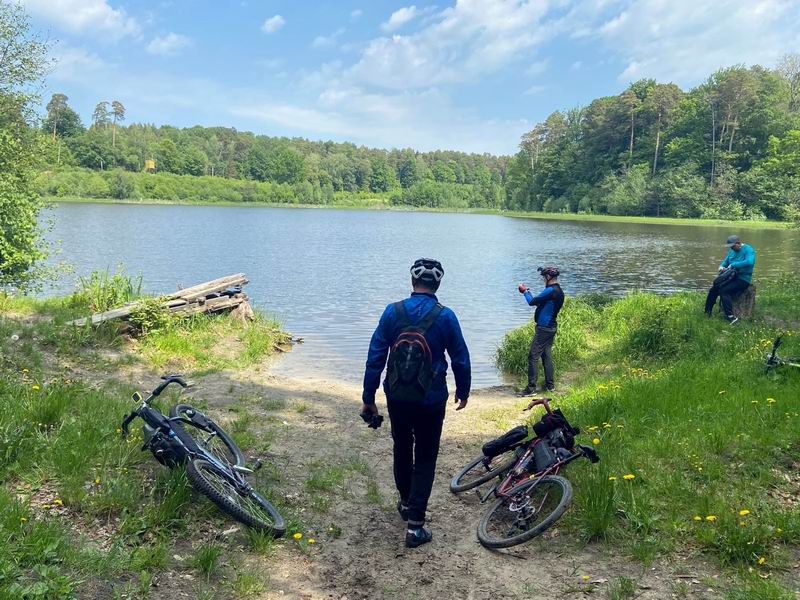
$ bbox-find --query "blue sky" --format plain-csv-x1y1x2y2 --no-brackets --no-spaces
23,0,800,154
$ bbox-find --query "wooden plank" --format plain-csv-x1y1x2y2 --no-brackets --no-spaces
67,274,249,327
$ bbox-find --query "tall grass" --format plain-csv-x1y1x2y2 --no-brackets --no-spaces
77,268,143,313
496,283,800,594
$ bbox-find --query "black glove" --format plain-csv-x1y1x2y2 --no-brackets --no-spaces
360,410,384,429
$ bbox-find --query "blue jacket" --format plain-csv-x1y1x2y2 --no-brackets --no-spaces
721,243,756,283
362,292,471,406
523,284,564,327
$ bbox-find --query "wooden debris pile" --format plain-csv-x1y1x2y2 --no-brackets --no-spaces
68,273,253,328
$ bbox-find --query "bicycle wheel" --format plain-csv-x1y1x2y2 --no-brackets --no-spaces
477,475,572,549
186,458,286,537
450,449,519,493
169,404,245,468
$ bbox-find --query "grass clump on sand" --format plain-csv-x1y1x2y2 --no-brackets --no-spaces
496,277,800,594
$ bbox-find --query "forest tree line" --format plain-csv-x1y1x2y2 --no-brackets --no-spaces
505,60,800,221
38,59,800,220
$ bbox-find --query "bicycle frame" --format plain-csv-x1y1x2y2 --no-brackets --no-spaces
478,397,593,503
121,378,256,495
765,336,800,372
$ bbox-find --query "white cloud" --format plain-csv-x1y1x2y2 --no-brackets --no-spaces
578,0,800,83
351,9,363,20
381,6,421,32
351,0,557,90
261,15,285,33
526,59,549,75
49,44,109,82
146,33,192,56
312,28,346,48
21,0,140,39
524,84,547,95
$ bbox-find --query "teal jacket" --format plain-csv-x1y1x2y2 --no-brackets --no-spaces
721,243,756,283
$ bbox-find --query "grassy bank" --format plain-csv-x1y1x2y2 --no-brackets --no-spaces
48,196,794,230
497,277,800,597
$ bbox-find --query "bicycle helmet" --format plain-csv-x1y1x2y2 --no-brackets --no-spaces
410,258,444,290
538,265,560,279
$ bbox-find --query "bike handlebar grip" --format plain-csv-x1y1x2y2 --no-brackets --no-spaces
121,412,136,437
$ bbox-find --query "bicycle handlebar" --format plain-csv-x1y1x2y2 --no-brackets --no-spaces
523,397,553,414
150,374,188,398
120,411,137,437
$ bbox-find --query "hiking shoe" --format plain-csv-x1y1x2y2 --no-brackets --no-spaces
405,526,432,548
516,386,536,397
727,316,739,325
397,500,409,521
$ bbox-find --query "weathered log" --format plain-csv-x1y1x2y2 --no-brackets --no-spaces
732,284,756,318
230,300,256,324
67,274,250,327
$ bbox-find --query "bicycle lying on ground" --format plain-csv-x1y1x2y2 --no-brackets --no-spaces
121,374,285,537
450,398,598,549
765,335,800,373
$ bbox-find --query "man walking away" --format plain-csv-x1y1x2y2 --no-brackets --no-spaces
704,235,756,325
361,258,471,548
517,265,564,396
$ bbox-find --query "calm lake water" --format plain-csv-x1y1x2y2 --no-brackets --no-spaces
44,203,800,387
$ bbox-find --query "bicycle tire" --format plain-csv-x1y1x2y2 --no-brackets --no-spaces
186,458,285,537
477,475,572,549
450,449,519,494
169,404,245,468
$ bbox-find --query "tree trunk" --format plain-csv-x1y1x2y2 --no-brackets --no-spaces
710,103,717,188
629,112,635,165
112,116,117,148
652,113,662,175
727,117,737,152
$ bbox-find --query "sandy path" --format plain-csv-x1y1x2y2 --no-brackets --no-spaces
180,369,724,600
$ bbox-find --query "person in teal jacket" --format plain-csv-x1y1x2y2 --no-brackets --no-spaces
704,234,756,324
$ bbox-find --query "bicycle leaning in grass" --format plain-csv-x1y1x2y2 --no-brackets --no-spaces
765,335,800,373
120,374,286,537
450,398,598,548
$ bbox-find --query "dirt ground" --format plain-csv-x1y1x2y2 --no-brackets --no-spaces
131,365,727,600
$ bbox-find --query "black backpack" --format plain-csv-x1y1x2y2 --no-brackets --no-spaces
713,267,737,288
385,301,443,402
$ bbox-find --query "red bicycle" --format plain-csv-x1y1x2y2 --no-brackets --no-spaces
450,398,599,548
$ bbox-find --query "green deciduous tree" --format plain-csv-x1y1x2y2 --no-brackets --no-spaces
0,1,50,289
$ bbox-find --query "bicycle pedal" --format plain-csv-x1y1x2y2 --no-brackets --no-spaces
250,458,263,472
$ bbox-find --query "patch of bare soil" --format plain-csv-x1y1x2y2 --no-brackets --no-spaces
170,369,726,600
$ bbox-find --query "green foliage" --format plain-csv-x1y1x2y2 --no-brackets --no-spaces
0,2,50,290
189,542,223,578
76,268,142,313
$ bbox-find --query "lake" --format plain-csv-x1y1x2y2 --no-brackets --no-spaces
44,203,800,387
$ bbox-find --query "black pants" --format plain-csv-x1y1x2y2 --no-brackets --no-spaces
387,400,446,527
705,277,750,318
528,325,557,390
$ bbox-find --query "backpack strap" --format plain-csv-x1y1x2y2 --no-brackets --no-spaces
416,303,444,334
393,301,411,329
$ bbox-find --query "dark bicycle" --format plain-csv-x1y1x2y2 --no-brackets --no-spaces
121,374,285,536
765,335,800,373
450,398,598,549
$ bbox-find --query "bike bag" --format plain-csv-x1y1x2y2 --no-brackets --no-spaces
532,408,576,439
532,440,558,473
712,267,737,288
482,425,529,458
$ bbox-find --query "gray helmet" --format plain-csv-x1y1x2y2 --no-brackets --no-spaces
410,258,444,289
725,235,741,247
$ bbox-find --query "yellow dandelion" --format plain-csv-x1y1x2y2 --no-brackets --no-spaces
20,517,27,522
757,557,766,565
308,538,316,544
293,532,302,540
42,504,51,510
22,368,29,373
776,528,783,534
718,390,726,395
766,398,776,404
751,400,758,404
705,515,717,522
53,499,63,506
623,474,635,480
693,515,703,522
581,575,590,581
115,428,121,434
739,521,747,526
31,384,40,391
616,424,624,428
592,438,601,445
587,426,599,432
94,478,100,485
738,509,750,516
608,476,617,481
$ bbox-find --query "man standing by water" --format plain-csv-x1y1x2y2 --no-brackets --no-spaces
517,266,564,396
361,258,471,548
705,235,756,325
